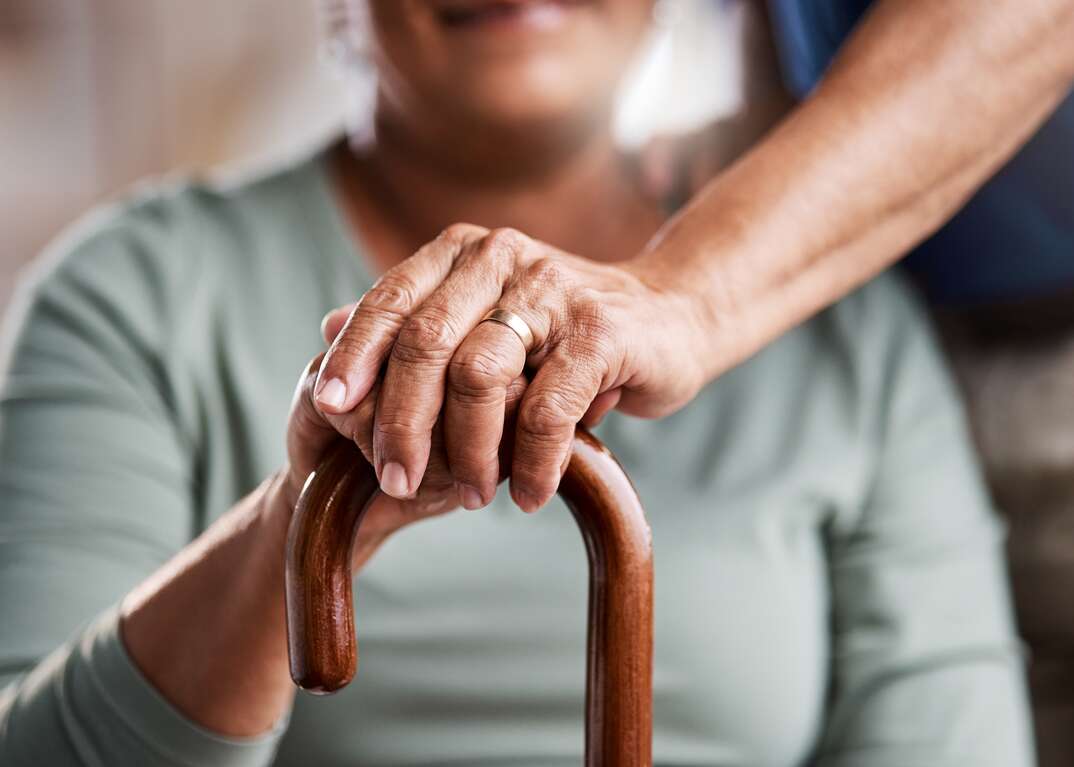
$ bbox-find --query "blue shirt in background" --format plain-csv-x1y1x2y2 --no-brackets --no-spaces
767,0,1074,306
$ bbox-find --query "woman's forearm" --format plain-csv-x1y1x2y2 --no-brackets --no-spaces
115,347,465,739
119,472,299,738
640,0,1074,379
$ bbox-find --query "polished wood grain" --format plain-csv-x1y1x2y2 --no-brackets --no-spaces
285,428,652,765
284,439,379,694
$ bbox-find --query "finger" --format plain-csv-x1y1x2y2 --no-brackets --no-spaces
441,254,579,506
321,303,357,345
357,374,528,502
443,320,529,509
314,223,487,415
287,354,338,483
312,375,383,468
340,378,381,465
373,228,543,498
580,387,622,427
440,260,563,506
492,374,529,487
310,373,527,503
510,346,604,513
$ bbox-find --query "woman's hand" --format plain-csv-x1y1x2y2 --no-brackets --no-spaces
283,345,528,571
312,224,713,513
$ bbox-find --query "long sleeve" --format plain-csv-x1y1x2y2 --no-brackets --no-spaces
813,280,1036,766
0,199,285,766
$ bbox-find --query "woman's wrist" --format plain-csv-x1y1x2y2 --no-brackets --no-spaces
119,472,299,737
630,207,755,389
266,465,303,541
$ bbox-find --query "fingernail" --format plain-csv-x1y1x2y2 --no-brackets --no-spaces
456,483,484,511
380,462,410,498
315,377,347,411
512,488,542,514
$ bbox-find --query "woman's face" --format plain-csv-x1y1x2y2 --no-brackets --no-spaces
365,0,654,131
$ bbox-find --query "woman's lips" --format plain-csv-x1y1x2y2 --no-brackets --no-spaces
433,0,585,30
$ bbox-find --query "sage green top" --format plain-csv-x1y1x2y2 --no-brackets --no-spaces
0,149,1034,766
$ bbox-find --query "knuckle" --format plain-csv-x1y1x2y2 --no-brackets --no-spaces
504,375,528,404
573,296,613,336
449,349,513,399
483,227,529,262
569,298,619,360
326,331,374,368
375,414,426,439
394,309,459,363
518,393,576,440
527,256,569,290
441,222,487,243
361,273,420,318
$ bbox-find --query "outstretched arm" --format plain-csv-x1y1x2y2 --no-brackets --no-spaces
644,0,1074,378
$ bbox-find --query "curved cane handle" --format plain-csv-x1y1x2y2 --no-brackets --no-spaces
284,429,653,765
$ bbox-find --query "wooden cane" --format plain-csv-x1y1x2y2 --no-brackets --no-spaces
284,428,653,765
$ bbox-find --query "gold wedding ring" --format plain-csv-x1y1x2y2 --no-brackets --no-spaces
480,308,535,353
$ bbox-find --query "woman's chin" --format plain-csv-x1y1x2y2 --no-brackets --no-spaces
446,87,610,142
367,0,647,142
436,57,614,128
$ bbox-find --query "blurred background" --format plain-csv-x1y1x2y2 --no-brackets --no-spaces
1,0,345,309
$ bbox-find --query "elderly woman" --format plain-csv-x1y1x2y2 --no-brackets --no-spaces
3,0,1070,764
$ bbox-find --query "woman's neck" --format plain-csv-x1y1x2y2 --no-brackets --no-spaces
329,104,665,274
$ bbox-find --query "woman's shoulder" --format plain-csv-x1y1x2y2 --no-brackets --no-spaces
0,148,345,392
25,149,328,292
6,149,336,346
0,149,348,465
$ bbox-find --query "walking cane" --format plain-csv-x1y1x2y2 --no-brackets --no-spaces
285,428,653,765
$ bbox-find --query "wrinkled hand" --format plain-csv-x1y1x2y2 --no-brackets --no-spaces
314,224,711,513
283,349,527,570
